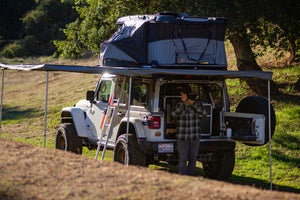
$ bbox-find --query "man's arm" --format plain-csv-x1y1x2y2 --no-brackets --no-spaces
192,101,207,116
172,102,185,116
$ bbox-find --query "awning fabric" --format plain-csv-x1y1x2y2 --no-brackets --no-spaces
0,64,273,80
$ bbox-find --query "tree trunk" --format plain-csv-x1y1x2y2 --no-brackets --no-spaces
228,27,279,97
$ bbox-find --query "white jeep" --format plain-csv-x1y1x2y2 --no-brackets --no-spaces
56,72,276,180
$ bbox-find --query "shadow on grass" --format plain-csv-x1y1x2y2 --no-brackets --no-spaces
153,162,300,194
1,105,42,122
274,134,300,151
228,174,300,194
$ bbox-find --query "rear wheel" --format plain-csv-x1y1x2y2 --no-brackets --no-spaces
202,150,235,180
55,123,82,154
113,134,147,166
236,96,276,146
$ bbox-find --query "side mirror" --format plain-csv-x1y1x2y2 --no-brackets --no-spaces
86,91,95,104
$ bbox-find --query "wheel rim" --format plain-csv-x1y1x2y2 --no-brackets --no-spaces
117,147,125,163
58,134,66,150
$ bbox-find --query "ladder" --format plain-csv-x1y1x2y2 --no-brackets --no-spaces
95,97,119,160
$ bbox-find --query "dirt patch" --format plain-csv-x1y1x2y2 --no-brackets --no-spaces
0,138,299,200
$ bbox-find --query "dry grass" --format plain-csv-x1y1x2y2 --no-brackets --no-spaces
1,138,299,200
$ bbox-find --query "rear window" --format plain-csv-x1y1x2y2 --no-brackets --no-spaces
159,83,223,109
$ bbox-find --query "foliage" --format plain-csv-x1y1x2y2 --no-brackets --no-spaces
247,1,300,60
0,0,298,61
54,0,299,60
1,35,49,58
55,0,147,58
0,42,24,58
55,0,210,58
1,0,77,58
0,0,35,40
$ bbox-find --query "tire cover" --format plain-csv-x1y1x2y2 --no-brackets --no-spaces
236,96,276,145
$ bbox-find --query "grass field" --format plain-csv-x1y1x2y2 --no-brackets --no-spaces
0,57,299,193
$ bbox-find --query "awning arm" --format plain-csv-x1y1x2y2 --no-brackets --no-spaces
268,80,272,190
43,71,49,147
0,69,4,135
125,77,132,166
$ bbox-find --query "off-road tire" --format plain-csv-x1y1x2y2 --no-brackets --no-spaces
236,96,276,146
55,123,82,154
202,150,235,180
113,134,147,166
167,161,179,166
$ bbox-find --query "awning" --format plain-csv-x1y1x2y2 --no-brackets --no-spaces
0,64,273,80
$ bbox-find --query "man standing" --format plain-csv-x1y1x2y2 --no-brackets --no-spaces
172,85,206,176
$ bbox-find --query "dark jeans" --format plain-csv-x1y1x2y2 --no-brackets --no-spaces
177,139,200,176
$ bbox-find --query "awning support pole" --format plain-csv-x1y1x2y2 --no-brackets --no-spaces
43,71,49,147
125,77,132,166
0,69,4,136
268,80,272,190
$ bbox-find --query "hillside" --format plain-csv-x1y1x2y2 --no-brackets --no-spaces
1,138,299,200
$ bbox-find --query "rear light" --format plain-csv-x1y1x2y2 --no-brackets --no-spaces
148,116,161,129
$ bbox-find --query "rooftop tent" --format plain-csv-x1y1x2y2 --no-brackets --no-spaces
99,13,227,69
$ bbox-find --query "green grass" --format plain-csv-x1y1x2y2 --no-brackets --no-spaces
83,147,114,161
272,65,300,84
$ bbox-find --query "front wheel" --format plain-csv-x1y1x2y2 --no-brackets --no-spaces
202,150,235,180
55,123,82,154
113,134,147,166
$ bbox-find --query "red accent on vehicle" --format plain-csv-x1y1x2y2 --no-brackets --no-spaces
148,116,161,129
100,93,114,129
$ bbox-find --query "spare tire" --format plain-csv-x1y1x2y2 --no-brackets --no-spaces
236,96,276,146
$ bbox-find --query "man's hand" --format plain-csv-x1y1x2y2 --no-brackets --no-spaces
180,92,188,102
187,99,195,105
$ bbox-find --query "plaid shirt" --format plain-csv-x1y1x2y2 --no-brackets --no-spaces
172,101,205,141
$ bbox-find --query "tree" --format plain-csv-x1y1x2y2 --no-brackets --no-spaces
265,0,300,64
55,0,146,58
0,0,35,40
1,0,78,57
0,0,35,49
55,0,298,96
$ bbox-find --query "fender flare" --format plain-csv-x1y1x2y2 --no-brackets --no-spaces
61,107,91,138
117,117,147,139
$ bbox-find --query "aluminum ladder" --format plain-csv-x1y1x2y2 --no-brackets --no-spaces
95,97,119,160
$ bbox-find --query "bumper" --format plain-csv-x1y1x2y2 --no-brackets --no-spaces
138,139,236,155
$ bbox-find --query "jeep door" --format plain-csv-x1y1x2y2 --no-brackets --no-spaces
86,76,115,140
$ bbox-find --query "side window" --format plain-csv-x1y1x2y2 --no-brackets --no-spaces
119,77,129,104
119,78,151,107
189,83,223,106
97,80,112,102
131,80,150,107
189,84,205,101
206,84,223,107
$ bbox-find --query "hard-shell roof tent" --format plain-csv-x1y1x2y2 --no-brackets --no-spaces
99,12,227,70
